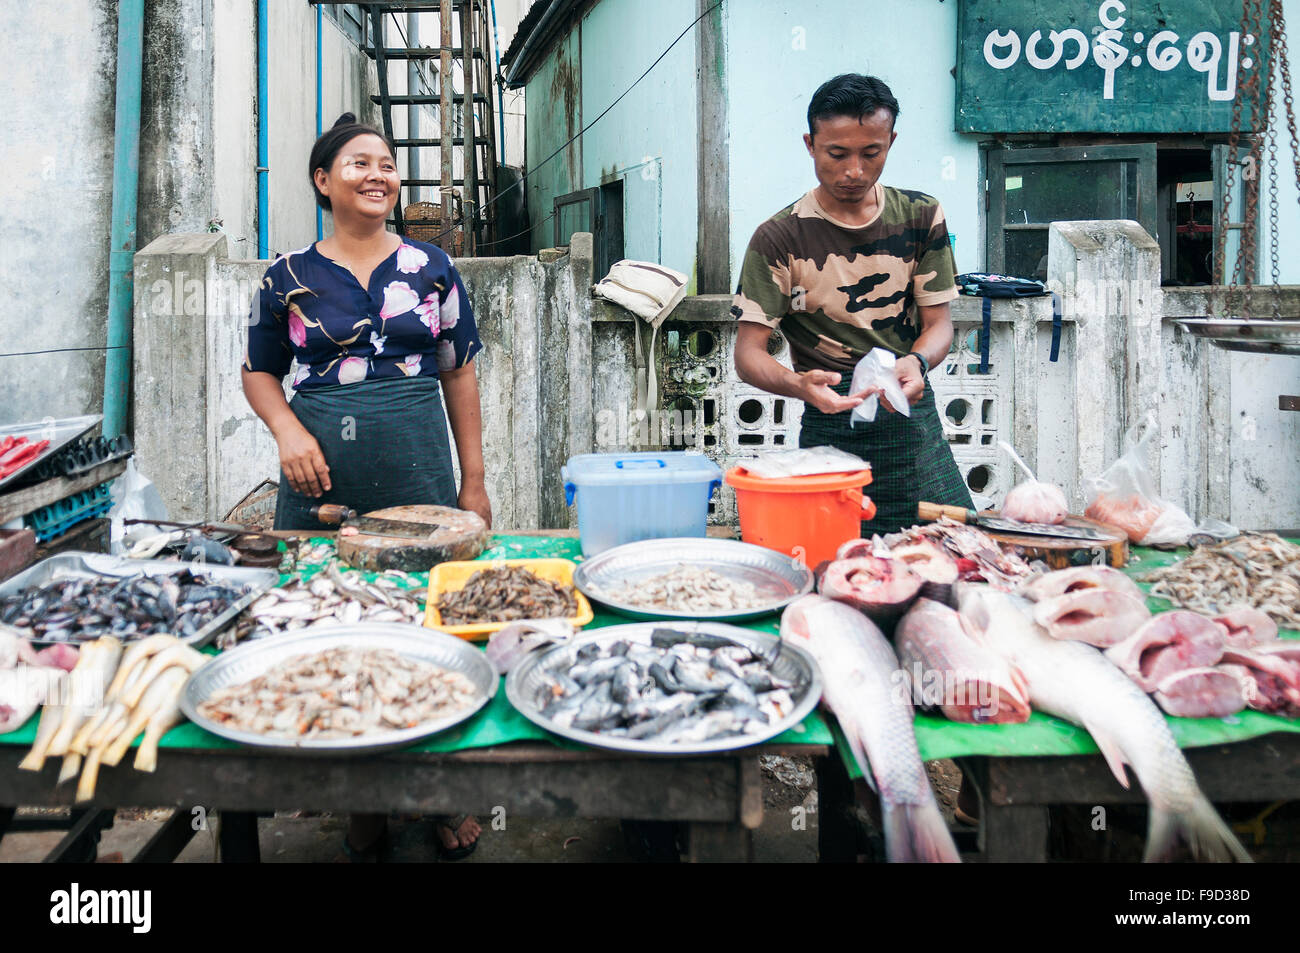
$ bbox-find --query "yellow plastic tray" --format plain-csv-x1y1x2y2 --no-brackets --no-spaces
423,557,593,641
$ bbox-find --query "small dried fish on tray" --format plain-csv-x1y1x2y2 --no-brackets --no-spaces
182,624,496,754
197,646,478,739
506,622,821,755
0,553,276,647
1138,533,1300,629
227,561,426,648
604,565,765,613
436,565,578,625
573,538,814,622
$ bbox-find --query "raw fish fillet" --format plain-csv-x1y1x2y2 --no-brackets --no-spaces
1032,589,1152,647
1213,608,1279,648
1217,648,1300,716
1020,565,1145,603
895,599,1030,724
1152,668,1247,718
1105,612,1226,692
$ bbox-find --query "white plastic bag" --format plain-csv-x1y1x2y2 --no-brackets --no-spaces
741,447,868,479
850,348,911,426
108,459,169,554
999,441,1068,524
1083,412,1230,547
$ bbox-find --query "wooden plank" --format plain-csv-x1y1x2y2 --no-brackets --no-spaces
694,0,729,293
130,808,200,863
41,808,111,864
0,460,127,524
439,0,455,253
981,805,1049,862
983,736,1300,805
685,822,753,862
815,754,858,863
0,747,747,822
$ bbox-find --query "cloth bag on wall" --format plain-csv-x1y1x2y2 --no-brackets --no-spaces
592,260,689,422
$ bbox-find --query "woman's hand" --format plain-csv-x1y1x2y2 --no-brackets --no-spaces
458,477,492,529
275,422,332,498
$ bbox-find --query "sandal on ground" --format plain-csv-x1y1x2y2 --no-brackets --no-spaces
433,814,479,861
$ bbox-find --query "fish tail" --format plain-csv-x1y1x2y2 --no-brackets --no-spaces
1145,796,1252,863
882,799,962,863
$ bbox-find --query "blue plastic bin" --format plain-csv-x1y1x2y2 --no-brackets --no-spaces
562,451,723,556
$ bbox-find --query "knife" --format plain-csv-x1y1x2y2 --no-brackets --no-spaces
917,502,1111,541
311,504,442,540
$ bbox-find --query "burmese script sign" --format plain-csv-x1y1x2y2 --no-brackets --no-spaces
956,0,1269,132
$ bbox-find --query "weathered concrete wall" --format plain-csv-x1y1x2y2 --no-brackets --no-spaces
138,0,216,248
0,0,117,422
135,233,599,526
134,225,1300,530
212,0,257,258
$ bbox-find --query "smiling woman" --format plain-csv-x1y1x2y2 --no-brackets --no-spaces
238,112,490,861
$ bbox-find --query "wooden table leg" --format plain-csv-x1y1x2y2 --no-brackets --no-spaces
981,805,1049,862
815,754,857,863
218,811,260,863
684,822,754,862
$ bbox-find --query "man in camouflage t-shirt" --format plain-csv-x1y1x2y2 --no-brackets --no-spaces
732,73,973,534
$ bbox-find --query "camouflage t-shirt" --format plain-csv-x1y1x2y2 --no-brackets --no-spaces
731,185,958,374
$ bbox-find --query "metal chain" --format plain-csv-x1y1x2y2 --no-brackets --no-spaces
1266,31,1282,318
1217,0,1258,312
1239,0,1266,317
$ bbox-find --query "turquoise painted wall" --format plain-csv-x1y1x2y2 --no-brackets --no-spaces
525,27,583,253
580,0,698,276
523,0,699,277
724,0,982,279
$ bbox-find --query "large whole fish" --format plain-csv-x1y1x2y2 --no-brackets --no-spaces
781,595,959,863
957,585,1250,862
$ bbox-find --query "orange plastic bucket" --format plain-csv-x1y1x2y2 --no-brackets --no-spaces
724,466,875,569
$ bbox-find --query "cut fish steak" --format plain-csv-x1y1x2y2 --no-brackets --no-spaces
820,555,922,625
1020,565,1145,604
1105,611,1226,692
1152,667,1247,719
1032,589,1152,648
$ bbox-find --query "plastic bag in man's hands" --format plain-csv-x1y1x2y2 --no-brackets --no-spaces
850,348,911,426
1083,412,1227,547
108,459,169,554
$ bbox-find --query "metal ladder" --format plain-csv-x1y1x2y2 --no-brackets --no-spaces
311,1,499,254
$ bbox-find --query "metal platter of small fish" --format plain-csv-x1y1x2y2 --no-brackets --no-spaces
506,622,822,755
0,552,278,648
182,623,497,755
573,538,815,622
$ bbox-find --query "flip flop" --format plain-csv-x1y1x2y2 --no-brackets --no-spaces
433,814,479,861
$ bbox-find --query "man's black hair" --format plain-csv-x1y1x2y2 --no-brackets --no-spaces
308,113,398,211
807,74,900,138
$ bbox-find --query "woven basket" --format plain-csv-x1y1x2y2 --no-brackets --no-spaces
404,201,464,255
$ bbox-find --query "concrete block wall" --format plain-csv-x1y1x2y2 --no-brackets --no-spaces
133,226,1300,531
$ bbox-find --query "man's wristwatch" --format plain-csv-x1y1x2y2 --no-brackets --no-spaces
906,351,930,377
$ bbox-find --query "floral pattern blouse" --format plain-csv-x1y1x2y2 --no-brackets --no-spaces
244,238,482,389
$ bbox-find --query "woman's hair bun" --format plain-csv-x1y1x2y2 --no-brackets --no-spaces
333,112,358,128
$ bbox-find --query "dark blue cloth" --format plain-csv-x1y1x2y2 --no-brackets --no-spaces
273,376,459,532
245,238,482,390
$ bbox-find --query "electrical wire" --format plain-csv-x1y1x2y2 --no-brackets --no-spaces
0,345,129,359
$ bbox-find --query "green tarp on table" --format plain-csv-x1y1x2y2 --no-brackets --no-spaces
2,536,1294,771
0,533,834,753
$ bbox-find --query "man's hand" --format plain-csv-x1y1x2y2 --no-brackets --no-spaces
880,354,926,414
274,423,332,497
457,478,492,529
797,369,875,415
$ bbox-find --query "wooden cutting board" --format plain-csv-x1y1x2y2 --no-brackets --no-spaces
335,504,488,572
983,514,1129,569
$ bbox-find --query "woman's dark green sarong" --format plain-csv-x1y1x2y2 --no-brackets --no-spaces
799,379,973,536
274,376,458,532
